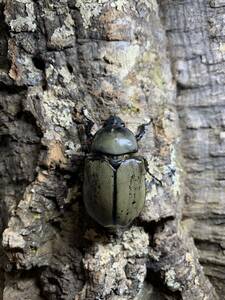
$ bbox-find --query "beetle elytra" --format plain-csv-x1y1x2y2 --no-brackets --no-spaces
82,115,160,228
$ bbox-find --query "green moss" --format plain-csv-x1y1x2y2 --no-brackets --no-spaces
121,105,140,115
32,213,41,220
140,50,166,89
149,63,166,88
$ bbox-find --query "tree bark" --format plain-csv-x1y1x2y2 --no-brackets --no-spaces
159,0,225,298
0,0,223,299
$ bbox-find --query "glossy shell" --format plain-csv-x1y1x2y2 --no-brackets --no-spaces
91,127,138,155
83,158,146,227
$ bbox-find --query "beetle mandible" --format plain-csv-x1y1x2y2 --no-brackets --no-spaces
82,115,161,228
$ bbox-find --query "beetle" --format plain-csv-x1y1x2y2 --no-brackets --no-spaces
81,115,161,228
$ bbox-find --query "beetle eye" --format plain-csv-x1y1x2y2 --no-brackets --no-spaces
121,122,125,127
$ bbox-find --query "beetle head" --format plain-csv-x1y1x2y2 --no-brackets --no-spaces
103,116,125,129
91,115,138,155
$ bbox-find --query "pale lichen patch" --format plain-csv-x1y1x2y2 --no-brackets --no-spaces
50,15,75,49
75,0,132,29
10,16,36,32
165,269,182,291
82,227,148,298
42,90,74,131
58,66,73,84
164,145,182,198
7,1,36,32
111,0,128,11
219,42,225,53
121,227,149,257
2,229,26,250
75,0,108,28
102,43,140,79
138,0,158,12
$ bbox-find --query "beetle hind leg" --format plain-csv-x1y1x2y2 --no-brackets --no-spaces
147,170,162,186
144,158,162,186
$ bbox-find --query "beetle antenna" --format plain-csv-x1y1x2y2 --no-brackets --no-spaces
135,118,153,141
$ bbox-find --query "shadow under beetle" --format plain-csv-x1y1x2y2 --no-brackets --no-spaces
80,114,161,228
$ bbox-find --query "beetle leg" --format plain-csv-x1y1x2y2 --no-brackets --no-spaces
135,119,153,141
144,158,162,186
74,107,95,152
81,107,95,139
83,118,95,152
147,170,162,186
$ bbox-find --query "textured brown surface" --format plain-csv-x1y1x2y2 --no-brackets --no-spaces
159,0,225,297
0,0,222,299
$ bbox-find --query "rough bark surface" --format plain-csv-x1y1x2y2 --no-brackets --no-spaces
159,0,225,298
0,0,222,299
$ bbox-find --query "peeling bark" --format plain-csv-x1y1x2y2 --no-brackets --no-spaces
0,0,222,299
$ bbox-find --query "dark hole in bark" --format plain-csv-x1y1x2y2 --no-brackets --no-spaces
0,4,10,72
67,63,73,74
15,111,43,138
138,216,175,246
32,56,48,90
146,267,182,299
49,220,62,232
0,82,27,94
0,134,11,147
0,57,10,70
32,56,45,72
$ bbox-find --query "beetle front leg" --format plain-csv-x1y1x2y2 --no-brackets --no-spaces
135,119,153,141
74,107,95,153
81,107,95,140
144,158,162,186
